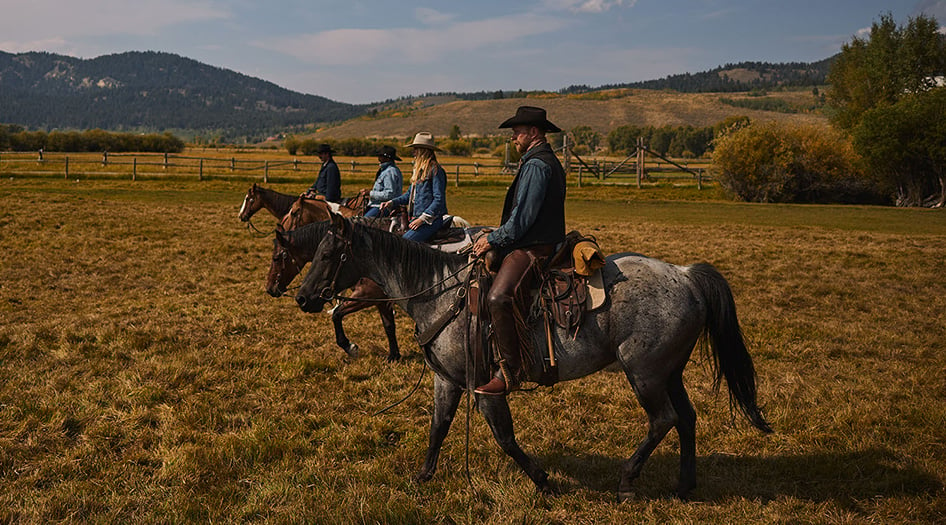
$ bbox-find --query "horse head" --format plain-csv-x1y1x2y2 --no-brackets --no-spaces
266,225,304,297
238,183,262,222
296,212,359,313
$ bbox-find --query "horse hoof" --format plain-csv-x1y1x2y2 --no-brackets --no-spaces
345,344,359,358
414,471,433,483
617,490,635,503
387,353,401,363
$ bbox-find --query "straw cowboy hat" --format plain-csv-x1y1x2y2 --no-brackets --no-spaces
375,145,402,161
405,132,442,151
498,106,562,133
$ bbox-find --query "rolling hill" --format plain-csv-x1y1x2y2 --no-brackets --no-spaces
310,89,829,140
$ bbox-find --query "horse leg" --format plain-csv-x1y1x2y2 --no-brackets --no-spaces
416,374,463,482
667,368,697,499
376,302,400,362
330,302,360,358
476,395,551,493
618,376,677,502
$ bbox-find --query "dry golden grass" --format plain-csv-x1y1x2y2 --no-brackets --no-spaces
1,177,944,523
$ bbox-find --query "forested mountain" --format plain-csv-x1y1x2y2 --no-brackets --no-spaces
560,58,834,95
0,51,363,141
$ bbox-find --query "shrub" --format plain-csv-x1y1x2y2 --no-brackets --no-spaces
712,122,879,203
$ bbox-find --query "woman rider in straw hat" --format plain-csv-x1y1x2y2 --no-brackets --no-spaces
380,132,448,243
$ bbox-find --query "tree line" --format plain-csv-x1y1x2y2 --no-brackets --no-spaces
0,125,185,153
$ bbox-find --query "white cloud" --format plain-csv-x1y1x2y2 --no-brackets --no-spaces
414,7,454,26
253,13,566,66
542,0,637,14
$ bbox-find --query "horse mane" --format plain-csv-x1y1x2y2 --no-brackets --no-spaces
286,220,331,247
259,186,298,216
350,221,467,283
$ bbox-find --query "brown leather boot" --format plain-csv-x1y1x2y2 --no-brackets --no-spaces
474,359,520,396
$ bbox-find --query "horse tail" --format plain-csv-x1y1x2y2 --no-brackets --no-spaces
687,263,773,433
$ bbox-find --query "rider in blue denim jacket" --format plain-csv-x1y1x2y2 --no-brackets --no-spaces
381,132,448,243
364,145,403,218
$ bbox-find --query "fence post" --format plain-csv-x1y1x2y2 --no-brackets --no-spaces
698,168,703,190
199,158,203,181
38,149,44,162
164,152,169,170
350,160,356,173
64,156,69,179
473,162,479,176
578,164,582,188
102,151,108,166
455,165,460,187
132,158,137,181
563,135,570,174
294,158,299,171
264,160,269,183
231,157,235,171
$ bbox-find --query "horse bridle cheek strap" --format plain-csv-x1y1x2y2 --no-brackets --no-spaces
321,230,352,301
415,270,472,348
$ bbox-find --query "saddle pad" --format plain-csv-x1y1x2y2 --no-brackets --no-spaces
586,269,605,310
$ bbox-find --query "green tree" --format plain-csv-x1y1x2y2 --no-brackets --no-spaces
826,13,945,130
852,88,946,206
448,124,461,140
570,125,600,152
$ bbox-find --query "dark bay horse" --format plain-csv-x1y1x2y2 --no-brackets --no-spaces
295,214,772,500
269,219,401,361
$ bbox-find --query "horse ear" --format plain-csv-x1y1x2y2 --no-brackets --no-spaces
330,209,347,230
274,226,287,245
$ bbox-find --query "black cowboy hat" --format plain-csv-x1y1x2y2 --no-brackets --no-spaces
498,106,561,133
316,143,335,154
375,145,402,161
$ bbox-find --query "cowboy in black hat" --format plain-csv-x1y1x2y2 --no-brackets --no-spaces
364,145,404,218
472,106,567,395
303,143,341,203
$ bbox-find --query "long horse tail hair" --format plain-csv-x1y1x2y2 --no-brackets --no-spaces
688,263,773,433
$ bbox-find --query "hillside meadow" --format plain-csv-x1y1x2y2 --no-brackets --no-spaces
311,89,828,140
1,174,945,523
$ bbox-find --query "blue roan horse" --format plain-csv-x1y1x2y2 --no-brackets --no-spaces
295,213,772,500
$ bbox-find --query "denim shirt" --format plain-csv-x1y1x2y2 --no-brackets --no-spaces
487,146,553,249
369,162,403,205
390,165,447,221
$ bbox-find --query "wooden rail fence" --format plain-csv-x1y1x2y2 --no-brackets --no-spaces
1,147,713,188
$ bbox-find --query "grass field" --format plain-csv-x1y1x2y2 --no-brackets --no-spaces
1,176,945,523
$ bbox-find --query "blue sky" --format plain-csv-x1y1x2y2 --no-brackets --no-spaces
1,1,944,104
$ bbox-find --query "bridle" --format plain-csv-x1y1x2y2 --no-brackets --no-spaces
271,239,311,295
315,228,478,304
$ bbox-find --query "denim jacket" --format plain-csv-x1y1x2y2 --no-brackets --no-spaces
390,165,447,221
369,162,403,205
487,143,565,249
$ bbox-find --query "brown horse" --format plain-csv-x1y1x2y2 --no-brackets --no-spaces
238,183,296,222
239,183,364,225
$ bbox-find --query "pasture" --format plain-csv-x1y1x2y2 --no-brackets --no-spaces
1,176,945,523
